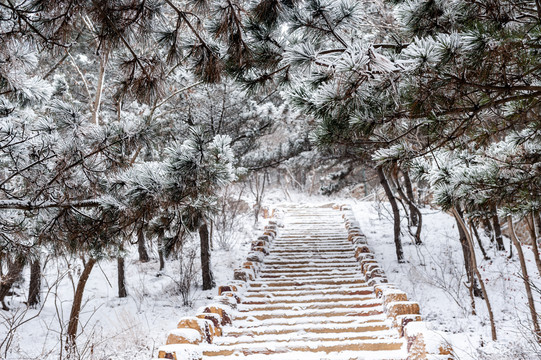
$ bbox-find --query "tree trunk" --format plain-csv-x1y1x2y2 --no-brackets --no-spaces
157,230,165,272
526,213,541,277
536,211,541,241
66,258,97,352
117,257,127,298
455,207,483,298
138,226,150,263
483,217,494,243
453,208,497,341
199,222,215,290
28,258,41,306
0,255,26,310
491,207,505,251
377,166,404,263
402,169,418,226
507,216,541,342
471,222,490,260
394,172,422,245
92,51,109,125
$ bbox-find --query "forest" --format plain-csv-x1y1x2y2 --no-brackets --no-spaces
1,0,541,359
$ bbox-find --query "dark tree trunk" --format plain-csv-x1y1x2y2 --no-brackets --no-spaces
199,222,215,290
0,255,26,310
117,257,127,298
157,230,165,272
394,171,422,245
536,211,541,241
482,217,494,242
377,166,404,263
491,207,505,251
209,220,214,252
28,258,41,306
526,213,541,277
455,207,483,298
402,170,418,226
137,226,150,263
454,208,497,341
66,258,97,352
471,222,490,260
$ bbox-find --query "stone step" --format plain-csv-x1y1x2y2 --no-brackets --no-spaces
268,246,354,251
263,255,356,262
233,306,383,321
248,278,366,288
202,349,407,360
259,271,359,279
224,321,391,336
242,294,374,305
263,260,358,266
259,267,358,274
269,249,353,254
238,299,382,312
250,274,365,284
203,339,405,357
244,286,373,297
278,233,347,237
270,242,352,247
214,329,399,346
233,313,388,329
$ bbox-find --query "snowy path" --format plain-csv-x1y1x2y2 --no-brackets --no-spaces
205,207,407,359
157,206,442,359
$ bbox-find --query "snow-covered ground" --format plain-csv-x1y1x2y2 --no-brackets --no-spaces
2,222,256,359
2,189,541,359
350,200,541,360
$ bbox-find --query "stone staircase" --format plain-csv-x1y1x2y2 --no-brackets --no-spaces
156,205,453,360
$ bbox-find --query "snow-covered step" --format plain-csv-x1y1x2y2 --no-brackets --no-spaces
233,306,383,321
225,321,391,336
214,329,400,346
261,264,359,270
268,246,354,251
233,314,389,329
237,299,382,312
248,278,366,288
258,267,358,274
262,259,358,265
259,272,359,279
270,241,352,246
202,338,405,356
201,349,407,360
263,255,356,261
242,295,375,305
244,287,373,297
267,248,353,252
252,273,363,281
278,232,347,236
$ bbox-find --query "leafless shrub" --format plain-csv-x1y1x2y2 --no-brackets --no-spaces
212,185,250,251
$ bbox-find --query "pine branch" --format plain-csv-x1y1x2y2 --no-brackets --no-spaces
0,199,102,211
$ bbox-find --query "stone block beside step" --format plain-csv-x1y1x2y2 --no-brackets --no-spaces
166,328,204,345
200,303,233,326
196,313,222,336
218,284,239,295
387,301,421,319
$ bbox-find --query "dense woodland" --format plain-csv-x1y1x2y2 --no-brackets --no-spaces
1,0,541,358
